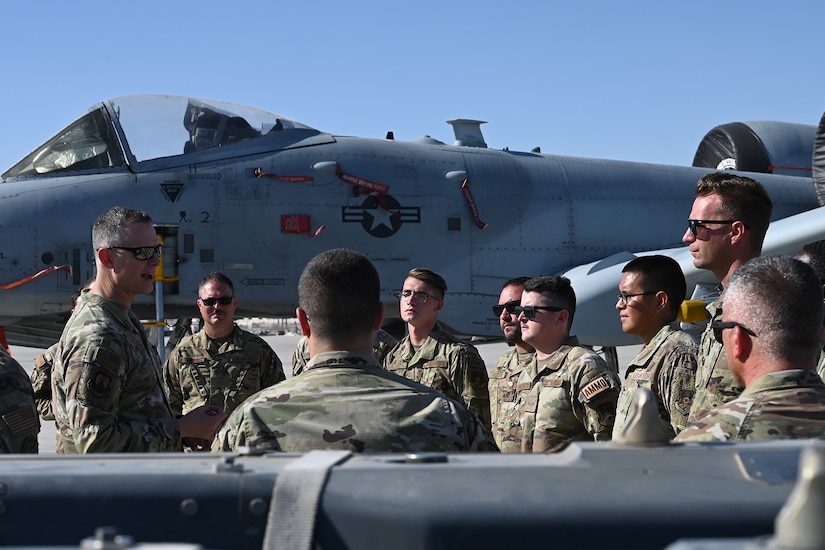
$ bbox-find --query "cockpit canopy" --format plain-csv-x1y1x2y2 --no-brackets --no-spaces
3,95,315,179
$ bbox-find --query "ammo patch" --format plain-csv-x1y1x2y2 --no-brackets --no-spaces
581,376,611,400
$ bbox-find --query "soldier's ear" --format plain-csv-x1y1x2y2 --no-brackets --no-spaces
296,307,311,338
373,303,384,331
730,325,754,363
97,247,115,269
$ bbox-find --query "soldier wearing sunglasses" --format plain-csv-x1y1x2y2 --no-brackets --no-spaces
499,276,621,452
681,173,773,423
52,207,225,453
163,272,285,450
488,276,535,448
676,256,825,442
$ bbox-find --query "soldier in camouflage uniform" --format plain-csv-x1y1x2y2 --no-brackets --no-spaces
383,268,491,429
0,346,39,453
677,256,825,442
163,272,285,419
681,172,773,422
52,207,225,453
31,282,90,422
291,328,397,377
213,248,498,453
612,256,697,438
489,277,535,448
499,276,620,453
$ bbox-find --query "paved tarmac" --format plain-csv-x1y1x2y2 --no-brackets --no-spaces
10,334,642,454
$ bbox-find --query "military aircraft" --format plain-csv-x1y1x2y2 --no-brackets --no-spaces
4,98,825,549
0,95,822,352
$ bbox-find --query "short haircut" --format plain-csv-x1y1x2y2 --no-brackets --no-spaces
523,275,576,329
199,272,235,294
726,255,823,363
406,268,447,298
92,206,153,250
695,172,773,255
622,255,687,320
503,276,531,289
299,249,381,342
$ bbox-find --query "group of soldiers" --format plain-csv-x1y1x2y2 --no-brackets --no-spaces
2,169,825,454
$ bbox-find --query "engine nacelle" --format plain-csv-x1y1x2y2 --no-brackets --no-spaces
693,120,815,179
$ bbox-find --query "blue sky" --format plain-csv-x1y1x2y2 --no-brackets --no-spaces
0,1,822,173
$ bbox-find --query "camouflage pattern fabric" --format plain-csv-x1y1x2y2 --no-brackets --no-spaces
612,324,697,438
292,329,397,377
0,346,39,453
688,296,744,422
497,337,621,453
163,325,285,416
489,348,534,448
52,293,181,453
212,350,499,453
676,370,825,442
31,343,58,421
383,323,491,429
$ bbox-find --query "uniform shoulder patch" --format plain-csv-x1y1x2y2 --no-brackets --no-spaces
581,375,611,400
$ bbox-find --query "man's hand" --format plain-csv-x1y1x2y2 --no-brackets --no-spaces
178,404,226,441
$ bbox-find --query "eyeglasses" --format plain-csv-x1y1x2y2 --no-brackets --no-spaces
199,296,235,307
514,305,564,320
493,300,520,317
710,320,758,344
616,291,657,305
687,219,737,237
393,289,442,303
109,245,162,260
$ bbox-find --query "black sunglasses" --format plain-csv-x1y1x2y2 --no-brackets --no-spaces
710,320,757,344
687,219,737,237
199,296,235,307
492,300,520,317
109,245,162,260
514,305,564,320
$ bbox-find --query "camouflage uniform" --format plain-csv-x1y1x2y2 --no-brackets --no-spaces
612,324,697,438
31,343,58,421
383,322,491,429
163,325,285,416
498,337,621,453
688,296,743,422
52,293,181,453
292,329,397,377
676,370,825,442
0,346,39,453
489,348,535,448
212,350,499,453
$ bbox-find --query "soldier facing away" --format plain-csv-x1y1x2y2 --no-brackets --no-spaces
213,248,498,453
